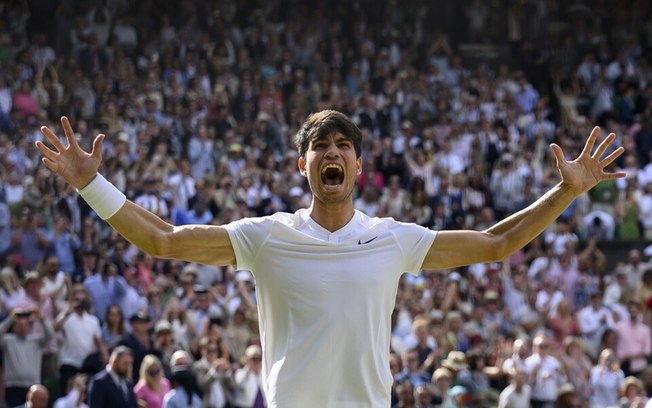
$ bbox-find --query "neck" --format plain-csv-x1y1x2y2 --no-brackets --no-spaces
308,200,355,232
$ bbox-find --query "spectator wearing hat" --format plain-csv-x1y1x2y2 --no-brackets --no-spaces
55,284,106,395
153,319,175,376
0,308,53,407
524,334,566,408
193,336,234,408
134,354,171,408
233,345,264,408
620,376,647,408
431,367,455,408
441,351,470,384
555,383,581,408
615,301,651,377
119,311,160,382
15,270,59,383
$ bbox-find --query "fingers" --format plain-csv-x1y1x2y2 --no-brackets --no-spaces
549,143,565,166
592,132,616,159
35,140,60,162
600,146,624,168
602,171,627,180
39,126,65,152
41,157,59,173
90,134,105,159
61,116,80,149
580,126,600,157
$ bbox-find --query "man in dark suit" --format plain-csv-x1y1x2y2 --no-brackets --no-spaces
87,346,137,408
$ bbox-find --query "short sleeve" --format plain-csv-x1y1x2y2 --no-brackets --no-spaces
392,222,437,276
223,217,271,271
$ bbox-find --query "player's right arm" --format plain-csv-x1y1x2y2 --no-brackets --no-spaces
107,201,235,265
36,116,236,266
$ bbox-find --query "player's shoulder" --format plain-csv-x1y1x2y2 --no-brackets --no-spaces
356,210,428,231
228,210,304,230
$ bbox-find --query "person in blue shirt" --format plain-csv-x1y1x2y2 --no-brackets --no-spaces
163,366,201,408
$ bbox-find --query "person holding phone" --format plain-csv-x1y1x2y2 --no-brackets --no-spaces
0,307,54,407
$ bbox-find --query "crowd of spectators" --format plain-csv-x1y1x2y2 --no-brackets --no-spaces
1,0,652,407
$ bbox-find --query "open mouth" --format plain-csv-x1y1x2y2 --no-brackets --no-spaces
321,163,344,186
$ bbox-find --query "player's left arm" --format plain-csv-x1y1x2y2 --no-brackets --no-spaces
422,127,625,271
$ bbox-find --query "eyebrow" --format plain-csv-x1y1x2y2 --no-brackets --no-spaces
311,133,352,144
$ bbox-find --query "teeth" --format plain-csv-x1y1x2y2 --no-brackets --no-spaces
321,164,343,175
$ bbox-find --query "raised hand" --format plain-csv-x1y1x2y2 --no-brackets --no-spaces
550,126,626,195
35,116,105,190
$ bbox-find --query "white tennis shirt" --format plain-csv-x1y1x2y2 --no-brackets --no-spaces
225,209,437,407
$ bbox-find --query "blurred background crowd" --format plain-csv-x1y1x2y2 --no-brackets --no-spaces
1,0,652,407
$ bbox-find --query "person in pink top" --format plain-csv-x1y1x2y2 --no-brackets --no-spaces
615,301,652,377
134,354,171,408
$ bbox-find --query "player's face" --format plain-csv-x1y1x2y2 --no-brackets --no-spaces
299,131,361,206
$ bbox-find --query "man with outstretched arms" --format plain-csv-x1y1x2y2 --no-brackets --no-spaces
37,111,624,407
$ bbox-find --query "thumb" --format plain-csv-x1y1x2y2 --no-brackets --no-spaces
90,134,105,159
549,143,565,167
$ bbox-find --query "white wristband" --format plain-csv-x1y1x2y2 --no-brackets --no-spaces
77,173,127,220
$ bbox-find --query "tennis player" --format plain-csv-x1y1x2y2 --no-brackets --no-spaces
37,110,624,407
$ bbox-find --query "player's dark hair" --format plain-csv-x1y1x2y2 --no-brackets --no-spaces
294,110,362,159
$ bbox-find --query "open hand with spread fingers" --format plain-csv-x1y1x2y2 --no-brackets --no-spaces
550,126,626,195
35,116,105,190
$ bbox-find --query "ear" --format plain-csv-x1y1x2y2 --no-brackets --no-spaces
298,156,307,177
356,157,363,175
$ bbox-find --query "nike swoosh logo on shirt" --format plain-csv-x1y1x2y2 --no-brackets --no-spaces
358,236,378,245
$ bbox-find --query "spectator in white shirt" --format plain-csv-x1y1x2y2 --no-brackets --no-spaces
524,334,566,408
53,374,89,408
578,291,616,359
233,345,264,408
498,368,531,408
589,348,625,408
